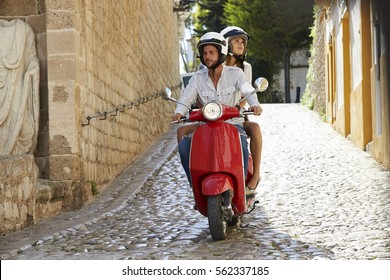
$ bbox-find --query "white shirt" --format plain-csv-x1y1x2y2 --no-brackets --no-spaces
175,65,260,124
243,61,252,83
241,61,253,110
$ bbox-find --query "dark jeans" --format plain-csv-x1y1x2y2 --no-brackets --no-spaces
178,124,248,184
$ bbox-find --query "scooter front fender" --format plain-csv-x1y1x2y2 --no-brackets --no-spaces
201,174,234,196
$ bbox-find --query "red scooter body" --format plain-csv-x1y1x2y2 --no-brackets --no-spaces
188,106,253,219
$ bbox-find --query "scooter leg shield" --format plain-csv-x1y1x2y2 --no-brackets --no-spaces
201,174,234,196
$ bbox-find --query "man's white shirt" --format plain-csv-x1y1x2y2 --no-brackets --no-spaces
175,65,260,125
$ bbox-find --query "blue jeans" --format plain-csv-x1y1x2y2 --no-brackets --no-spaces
178,125,248,184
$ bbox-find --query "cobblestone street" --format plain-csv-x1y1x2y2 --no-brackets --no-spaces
1,104,389,260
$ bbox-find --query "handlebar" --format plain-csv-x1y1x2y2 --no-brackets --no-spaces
171,116,188,124
242,110,255,116
171,111,254,124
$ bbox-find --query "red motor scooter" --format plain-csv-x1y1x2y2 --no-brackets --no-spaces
164,77,268,240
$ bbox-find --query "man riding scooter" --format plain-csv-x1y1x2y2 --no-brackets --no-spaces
171,32,263,192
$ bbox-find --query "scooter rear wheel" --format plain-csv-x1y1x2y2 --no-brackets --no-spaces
207,195,227,241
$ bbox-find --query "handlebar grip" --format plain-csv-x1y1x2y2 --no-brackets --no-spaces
171,117,188,124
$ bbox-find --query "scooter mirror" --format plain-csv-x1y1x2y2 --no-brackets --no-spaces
163,87,174,101
237,77,269,105
254,77,269,92
163,87,192,110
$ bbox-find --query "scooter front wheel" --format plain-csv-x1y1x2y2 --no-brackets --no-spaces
207,195,227,241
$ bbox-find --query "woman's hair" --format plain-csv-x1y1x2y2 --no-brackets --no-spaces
225,37,246,70
225,55,244,70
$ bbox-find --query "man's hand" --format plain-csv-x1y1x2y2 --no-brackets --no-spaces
171,113,183,122
249,105,263,116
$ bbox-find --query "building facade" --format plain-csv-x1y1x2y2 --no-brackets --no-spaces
315,0,389,168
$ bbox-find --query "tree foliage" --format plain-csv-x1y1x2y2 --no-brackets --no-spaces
191,0,314,102
224,0,314,76
193,0,228,36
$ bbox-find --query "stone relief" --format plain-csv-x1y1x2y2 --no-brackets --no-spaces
0,19,40,155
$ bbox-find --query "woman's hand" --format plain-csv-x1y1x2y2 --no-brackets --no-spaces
249,106,262,116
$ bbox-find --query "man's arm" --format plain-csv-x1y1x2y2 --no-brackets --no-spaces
174,75,198,115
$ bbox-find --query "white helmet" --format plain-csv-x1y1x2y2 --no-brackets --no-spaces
220,26,250,43
220,26,250,58
197,32,228,69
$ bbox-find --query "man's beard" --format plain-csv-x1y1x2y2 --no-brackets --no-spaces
206,60,218,69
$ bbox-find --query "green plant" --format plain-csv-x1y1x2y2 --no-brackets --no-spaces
301,89,314,110
91,181,100,197
319,106,326,122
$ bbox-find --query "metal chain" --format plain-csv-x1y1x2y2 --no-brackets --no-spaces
82,83,181,126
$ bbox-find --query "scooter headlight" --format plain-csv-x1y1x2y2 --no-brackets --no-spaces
202,102,223,121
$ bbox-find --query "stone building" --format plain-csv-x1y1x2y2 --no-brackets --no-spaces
311,0,390,168
0,0,185,233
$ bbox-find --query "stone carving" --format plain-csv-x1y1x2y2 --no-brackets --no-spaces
0,19,40,155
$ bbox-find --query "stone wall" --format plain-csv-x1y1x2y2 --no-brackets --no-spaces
303,5,326,116
76,1,179,186
0,155,36,233
0,0,181,233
